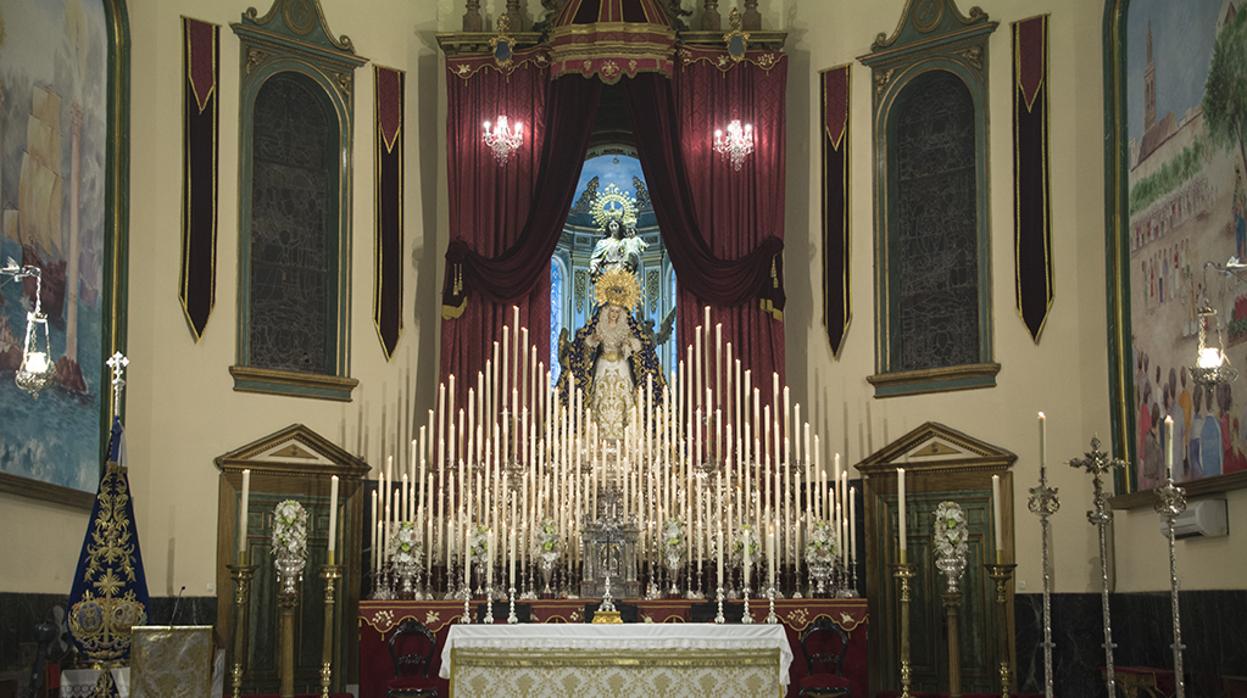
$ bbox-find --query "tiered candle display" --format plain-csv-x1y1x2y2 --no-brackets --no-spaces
368,306,859,600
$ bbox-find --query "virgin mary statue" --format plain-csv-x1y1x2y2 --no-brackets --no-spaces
556,268,665,440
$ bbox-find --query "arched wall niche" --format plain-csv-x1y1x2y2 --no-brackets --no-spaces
860,0,998,399
230,0,367,401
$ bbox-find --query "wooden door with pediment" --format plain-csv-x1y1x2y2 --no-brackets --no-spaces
214,423,369,694
859,421,1017,695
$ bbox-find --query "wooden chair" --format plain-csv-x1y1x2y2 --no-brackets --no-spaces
795,617,853,697
386,619,439,698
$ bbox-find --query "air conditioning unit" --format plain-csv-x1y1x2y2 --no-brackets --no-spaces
1161,498,1228,539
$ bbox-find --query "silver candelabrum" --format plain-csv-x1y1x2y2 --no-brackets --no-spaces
1070,437,1125,697
1027,460,1060,698
1155,474,1188,698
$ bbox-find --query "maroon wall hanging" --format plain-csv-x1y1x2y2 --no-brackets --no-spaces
821,64,850,357
180,17,219,340
374,66,404,359
1013,15,1053,342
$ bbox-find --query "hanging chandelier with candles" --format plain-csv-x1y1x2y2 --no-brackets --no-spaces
483,116,524,165
714,120,754,171
1,259,54,397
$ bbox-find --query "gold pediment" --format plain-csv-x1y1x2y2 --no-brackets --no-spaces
214,423,369,477
856,421,1015,474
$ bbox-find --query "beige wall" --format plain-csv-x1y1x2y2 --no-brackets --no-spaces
4,0,1243,597
0,0,446,594
785,0,1245,594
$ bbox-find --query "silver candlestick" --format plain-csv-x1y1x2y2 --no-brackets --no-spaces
1027,460,1060,698
460,585,472,624
483,584,494,623
741,586,753,624
1155,475,1187,698
714,586,725,624
1070,437,1125,697
765,586,778,624
507,585,518,624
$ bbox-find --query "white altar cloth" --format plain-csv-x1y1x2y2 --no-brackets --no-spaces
441,623,792,696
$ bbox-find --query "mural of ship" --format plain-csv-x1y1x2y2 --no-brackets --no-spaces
2,84,87,395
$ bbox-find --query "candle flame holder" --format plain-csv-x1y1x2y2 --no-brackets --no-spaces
1070,437,1125,697
319,563,341,698
893,563,915,698
227,555,256,698
1155,477,1188,698
740,586,754,624
1028,468,1060,698
986,563,1017,698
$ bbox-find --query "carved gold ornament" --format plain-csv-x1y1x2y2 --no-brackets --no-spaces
594,268,642,311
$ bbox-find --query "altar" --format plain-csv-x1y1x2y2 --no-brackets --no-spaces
357,598,868,698
443,623,790,697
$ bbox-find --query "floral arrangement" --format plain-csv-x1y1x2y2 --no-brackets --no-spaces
534,519,562,562
661,518,686,561
804,519,840,567
932,500,969,591
271,500,308,593
389,521,423,568
468,525,491,567
732,523,760,563
271,499,308,562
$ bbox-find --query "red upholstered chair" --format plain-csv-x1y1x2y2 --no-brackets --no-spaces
386,619,439,698
796,617,853,697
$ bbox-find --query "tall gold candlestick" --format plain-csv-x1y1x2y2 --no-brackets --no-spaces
228,551,256,698
320,562,342,698
893,562,915,698
987,563,1017,698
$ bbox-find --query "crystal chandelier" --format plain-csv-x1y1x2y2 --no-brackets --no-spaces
713,120,754,171
1190,303,1237,387
1,259,54,397
483,116,523,165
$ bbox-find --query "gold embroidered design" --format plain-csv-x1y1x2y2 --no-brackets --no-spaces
68,463,149,663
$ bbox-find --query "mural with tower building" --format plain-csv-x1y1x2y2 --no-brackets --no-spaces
0,0,108,492
1128,0,1247,488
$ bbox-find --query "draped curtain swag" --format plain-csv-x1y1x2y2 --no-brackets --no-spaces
440,18,787,388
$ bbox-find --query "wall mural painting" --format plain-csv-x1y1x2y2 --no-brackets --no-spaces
1124,0,1247,491
0,0,110,494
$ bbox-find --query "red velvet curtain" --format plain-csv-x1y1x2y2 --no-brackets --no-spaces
440,56,602,388
440,51,787,395
667,52,788,387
